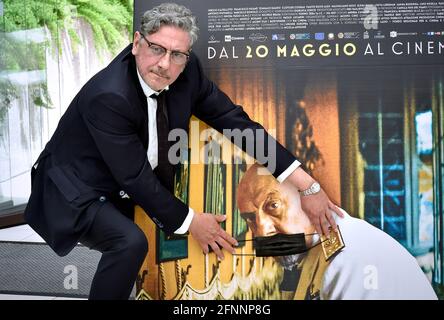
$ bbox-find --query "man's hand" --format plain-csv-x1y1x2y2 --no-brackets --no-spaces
286,167,344,236
188,212,238,260
300,188,343,236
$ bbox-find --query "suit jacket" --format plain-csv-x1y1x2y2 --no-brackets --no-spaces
24,44,297,256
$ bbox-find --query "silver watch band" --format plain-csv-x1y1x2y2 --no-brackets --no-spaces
300,182,321,196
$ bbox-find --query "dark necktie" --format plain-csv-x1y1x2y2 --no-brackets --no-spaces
150,92,174,192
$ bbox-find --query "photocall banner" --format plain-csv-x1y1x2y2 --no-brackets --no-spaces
134,0,443,300
136,0,444,67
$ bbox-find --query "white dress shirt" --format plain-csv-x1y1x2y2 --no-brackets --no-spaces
136,69,301,234
136,70,194,234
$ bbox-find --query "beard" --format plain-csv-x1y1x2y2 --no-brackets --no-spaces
275,253,305,271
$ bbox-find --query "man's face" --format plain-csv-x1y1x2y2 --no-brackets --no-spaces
237,166,312,237
132,25,191,91
237,165,314,269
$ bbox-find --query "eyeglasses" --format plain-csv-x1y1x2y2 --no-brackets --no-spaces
139,32,190,65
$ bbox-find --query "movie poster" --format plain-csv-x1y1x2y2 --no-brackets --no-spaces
134,0,443,300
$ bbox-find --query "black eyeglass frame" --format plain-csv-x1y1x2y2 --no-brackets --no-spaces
139,32,191,65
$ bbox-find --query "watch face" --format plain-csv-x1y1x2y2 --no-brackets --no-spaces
312,183,321,193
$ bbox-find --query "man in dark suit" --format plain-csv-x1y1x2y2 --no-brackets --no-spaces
24,3,342,299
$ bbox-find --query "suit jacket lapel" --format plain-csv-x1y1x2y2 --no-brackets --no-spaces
125,48,148,117
121,45,150,149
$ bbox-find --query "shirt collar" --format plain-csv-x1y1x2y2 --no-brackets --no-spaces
136,67,169,98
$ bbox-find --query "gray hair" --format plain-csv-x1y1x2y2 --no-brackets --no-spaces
140,3,199,47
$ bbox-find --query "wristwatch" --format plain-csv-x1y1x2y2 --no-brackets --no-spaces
300,182,321,196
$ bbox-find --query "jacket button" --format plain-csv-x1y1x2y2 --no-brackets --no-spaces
99,196,106,202
119,190,125,197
